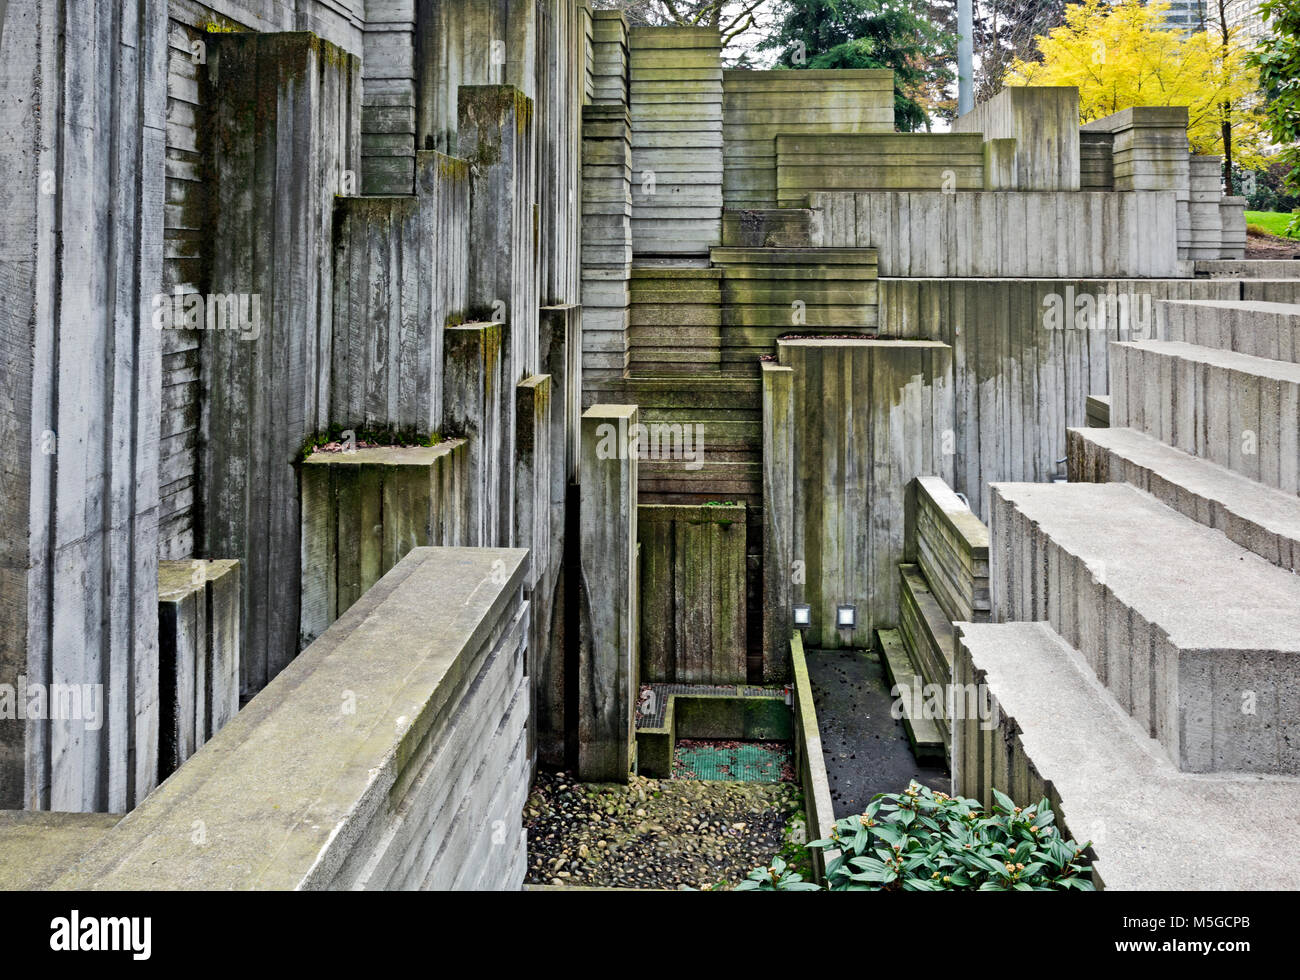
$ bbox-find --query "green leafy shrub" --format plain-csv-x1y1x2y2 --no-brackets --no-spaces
741,782,1095,892
735,855,821,891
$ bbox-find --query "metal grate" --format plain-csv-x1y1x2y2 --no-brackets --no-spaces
672,739,793,783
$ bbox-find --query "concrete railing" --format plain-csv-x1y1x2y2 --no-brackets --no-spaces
18,548,531,890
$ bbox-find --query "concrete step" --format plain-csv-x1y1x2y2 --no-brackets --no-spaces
1156,298,1300,363
1110,339,1300,495
1068,425,1300,572
877,628,946,763
990,481,1300,776
954,620,1300,890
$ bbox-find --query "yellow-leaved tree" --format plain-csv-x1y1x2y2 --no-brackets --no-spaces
1007,0,1267,174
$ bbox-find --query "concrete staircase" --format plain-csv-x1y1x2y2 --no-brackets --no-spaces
956,295,1300,889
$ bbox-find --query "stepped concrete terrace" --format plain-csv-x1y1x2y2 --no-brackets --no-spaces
991,481,1300,776
955,621,1300,891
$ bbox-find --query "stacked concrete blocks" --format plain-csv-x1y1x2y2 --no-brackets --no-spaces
628,27,724,260
581,104,634,389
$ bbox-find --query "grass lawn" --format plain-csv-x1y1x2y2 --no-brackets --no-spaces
1245,211,1300,239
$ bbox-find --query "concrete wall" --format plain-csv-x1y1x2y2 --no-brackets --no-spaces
201,32,361,697
952,86,1081,191
905,476,990,625
811,191,1182,278
776,134,987,204
1,0,167,812
722,69,893,209
47,548,532,890
777,339,955,649
879,277,1243,518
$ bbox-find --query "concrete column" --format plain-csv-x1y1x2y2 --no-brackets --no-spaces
516,373,551,770
202,32,361,697
443,323,504,548
581,104,633,395
535,305,579,767
299,440,469,646
0,0,167,812
361,2,418,193
459,84,538,548
157,560,241,781
333,150,470,434
761,361,796,681
578,405,639,782
591,10,629,105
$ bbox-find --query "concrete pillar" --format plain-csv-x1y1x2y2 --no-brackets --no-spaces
157,560,241,781
202,32,361,697
578,405,639,782
581,104,633,395
332,150,470,434
952,86,1081,191
516,373,551,770
0,0,167,812
535,305,580,767
361,2,418,193
761,361,796,681
590,10,629,105
1083,107,1191,257
459,84,538,548
443,323,504,548
628,27,724,259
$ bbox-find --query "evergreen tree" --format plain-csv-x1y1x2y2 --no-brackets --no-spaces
756,0,958,131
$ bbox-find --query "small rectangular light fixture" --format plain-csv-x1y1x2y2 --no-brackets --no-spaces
836,604,856,630
793,603,811,629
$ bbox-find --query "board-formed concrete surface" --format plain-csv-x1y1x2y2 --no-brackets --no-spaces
1157,298,1300,363
44,548,531,890
991,481,1300,775
1110,339,1300,495
954,621,1300,891
1068,425,1300,572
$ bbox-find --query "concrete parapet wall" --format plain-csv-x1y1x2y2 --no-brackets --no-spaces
45,548,531,890
811,191,1181,278
638,504,747,684
906,476,990,625
723,69,894,209
952,87,1081,191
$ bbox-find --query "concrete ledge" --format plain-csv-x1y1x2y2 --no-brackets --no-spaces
1195,259,1300,279
909,475,989,624
1156,298,1300,364
954,621,1300,890
158,559,241,779
1110,339,1300,495
48,548,530,890
789,633,837,882
1068,426,1300,573
991,482,1300,775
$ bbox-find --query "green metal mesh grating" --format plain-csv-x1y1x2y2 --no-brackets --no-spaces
671,740,793,783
